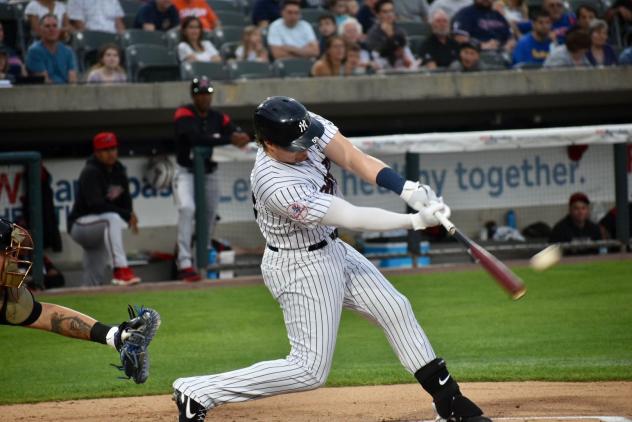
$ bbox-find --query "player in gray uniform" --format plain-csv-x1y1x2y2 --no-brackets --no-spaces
0,218,160,384
173,97,492,422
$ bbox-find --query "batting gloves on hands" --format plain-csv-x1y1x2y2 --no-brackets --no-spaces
400,181,438,210
410,200,451,231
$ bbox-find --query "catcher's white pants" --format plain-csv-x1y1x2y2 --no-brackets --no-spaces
173,239,435,409
173,166,220,270
69,212,128,286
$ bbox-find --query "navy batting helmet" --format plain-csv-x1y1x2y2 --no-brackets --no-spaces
253,96,324,152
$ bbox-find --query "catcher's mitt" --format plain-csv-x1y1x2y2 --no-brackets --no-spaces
113,305,161,384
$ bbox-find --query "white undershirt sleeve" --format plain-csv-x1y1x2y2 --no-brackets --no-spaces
321,196,414,232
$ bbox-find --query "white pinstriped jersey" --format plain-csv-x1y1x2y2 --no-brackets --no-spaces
250,113,340,249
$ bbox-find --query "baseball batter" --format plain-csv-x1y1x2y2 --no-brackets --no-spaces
173,97,491,422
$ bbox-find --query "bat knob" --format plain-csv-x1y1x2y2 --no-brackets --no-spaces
512,288,527,300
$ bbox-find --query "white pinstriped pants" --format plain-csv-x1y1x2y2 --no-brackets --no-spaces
173,238,436,409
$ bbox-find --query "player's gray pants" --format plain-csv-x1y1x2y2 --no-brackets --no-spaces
173,166,219,270
69,212,128,286
173,239,436,409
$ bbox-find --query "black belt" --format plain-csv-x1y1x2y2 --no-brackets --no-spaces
267,230,338,252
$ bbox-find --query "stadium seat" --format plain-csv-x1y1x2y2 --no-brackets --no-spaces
122,14,136,29
300,8,326,24
229,60,274,79
208,0,243,13
120,29,168,48
213,25,244,45
120,0,143,16
125,44,179,82
220,41,240,60
407,35,427,58
180,61,232,81
514,62,543,69
216,10,248,26
73,30,119,72
480,51,509,69
272,58,313,77
398,21,431,37
0,3,27,54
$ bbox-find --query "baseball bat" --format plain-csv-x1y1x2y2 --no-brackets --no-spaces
434,212,527,300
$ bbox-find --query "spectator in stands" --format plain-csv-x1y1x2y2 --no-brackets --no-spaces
172,0,220,31
576,3,597,31
494,0,529,38
25,0,72,39
394,0,430,22
86,43,127,83
267,0,319,60
0,48,14,82
329,0,352,27
235,25,269,62
25,14,77,84
543,26,590,67
311,35,349,75
0,23,26,78
375,32,419,70
68,132,141,286
419,9,460,69
586,19,618,65
605,0,632,37
549,192,602,248
134,0,180,31
177,16,221,63
67,0,125,34
357,0,378,33
345,42,370,74
366,0,406,53
429,0,473,20
449,38,488,70
318,13,338,54
599,201,632,239
542,0,576,43
512,10,553,66
452,0,512,51
346,0,360,17
251,0,281,27
340,19,378,69
620,46,632,64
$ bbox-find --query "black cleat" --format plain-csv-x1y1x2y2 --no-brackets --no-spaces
434,395,492,422
174,389,208,422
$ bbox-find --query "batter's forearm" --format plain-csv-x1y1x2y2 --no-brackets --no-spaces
321,196,413,231
28,303,97,341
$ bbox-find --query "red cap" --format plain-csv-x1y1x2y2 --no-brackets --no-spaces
569,192,590,206
93,132,118,151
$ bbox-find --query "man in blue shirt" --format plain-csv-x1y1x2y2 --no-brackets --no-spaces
512,10,553,66
452,0,511,50
25,14,77,84
134,0,180,31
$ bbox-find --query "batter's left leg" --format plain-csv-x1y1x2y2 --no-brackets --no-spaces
341,242,435,373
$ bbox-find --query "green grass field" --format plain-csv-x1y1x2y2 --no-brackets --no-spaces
2,260,631,405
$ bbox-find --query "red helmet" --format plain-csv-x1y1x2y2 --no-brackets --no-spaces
0,218,33,288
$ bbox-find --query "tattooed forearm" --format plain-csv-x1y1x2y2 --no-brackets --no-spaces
50,312,93,338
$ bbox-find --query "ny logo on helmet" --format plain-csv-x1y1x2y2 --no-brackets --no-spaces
298,120,308,132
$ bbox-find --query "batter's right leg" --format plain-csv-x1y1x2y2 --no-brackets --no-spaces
173,246,347,420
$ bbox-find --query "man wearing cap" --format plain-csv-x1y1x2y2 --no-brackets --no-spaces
549,192,602,254
172,77,251,281
448,39,488,71
68,132,141,286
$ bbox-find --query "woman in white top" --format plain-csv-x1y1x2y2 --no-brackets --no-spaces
25,0,71,39
177,16,221,63
86,43,127,84
235,25,269,62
